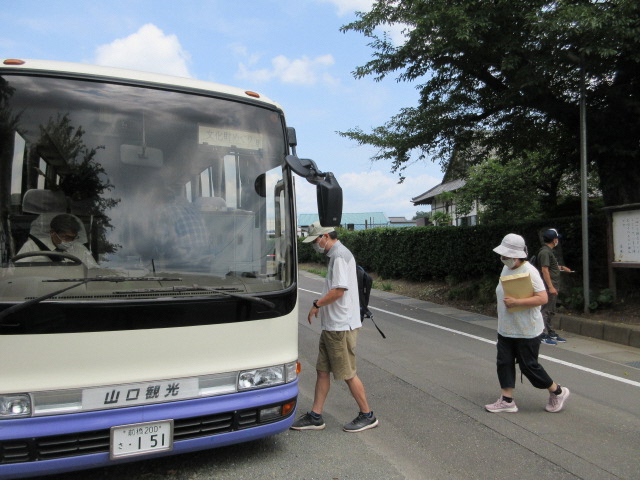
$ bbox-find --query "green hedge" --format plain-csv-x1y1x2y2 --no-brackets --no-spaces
298,215,608,285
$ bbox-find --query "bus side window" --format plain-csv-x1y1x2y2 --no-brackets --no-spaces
0,221,8,265
223,155,238,210
7,214,37,257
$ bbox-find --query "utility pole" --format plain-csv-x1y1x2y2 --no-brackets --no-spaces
579,53,590,314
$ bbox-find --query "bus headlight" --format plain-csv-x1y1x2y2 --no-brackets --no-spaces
238,366,285,391
0,394,32,418
285,361,298,383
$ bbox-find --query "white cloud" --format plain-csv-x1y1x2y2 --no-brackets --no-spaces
295,169,439,220
237,53,337,86
321,0,410,46
230,43,261,66
237,63,272,83
321,0,375,16
383,22,411,46
94,24,191,77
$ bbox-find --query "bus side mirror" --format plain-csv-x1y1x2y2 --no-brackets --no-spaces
317,173,342,227
285,154,342,227
285,155,318,178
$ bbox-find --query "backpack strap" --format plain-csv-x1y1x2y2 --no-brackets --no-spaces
367,312,387,339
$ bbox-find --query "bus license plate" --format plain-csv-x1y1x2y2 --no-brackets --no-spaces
110,420,173,459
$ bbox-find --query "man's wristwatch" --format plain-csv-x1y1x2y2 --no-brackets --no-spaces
313,300,320,309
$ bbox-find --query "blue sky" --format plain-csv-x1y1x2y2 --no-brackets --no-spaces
1,0,442,219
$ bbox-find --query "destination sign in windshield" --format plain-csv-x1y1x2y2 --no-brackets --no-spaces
198,126,263,150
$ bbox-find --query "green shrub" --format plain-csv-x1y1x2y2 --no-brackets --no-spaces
446,283,477,301
596,288,614,308
314,215,608,283
297,215,608,308
476,275,498,305
563,287,585,311
562,287,614,312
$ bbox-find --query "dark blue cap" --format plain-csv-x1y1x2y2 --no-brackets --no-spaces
542,229,561,242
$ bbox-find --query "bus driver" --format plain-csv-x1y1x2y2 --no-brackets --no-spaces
17,213,98,268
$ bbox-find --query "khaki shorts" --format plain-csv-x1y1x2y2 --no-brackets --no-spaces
316,329,359,380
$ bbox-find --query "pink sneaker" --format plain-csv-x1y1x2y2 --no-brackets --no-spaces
485,397,518,413
546,386,570,413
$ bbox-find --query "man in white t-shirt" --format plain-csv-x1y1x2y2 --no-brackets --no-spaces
290,221,378,433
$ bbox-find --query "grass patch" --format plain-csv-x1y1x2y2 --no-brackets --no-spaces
374,280,393,291
300,264,327,278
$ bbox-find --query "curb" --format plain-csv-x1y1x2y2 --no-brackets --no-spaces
299,269,640,350
374,287,640,349
555,314,640,348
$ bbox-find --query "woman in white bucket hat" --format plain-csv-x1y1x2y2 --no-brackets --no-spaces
485,234,570,414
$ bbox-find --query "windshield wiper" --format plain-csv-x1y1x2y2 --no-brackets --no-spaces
113,285,276,309
0,276,182,326
45,276,182,283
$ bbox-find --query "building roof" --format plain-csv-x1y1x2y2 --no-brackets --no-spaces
411,178,466,205
388,216,415,224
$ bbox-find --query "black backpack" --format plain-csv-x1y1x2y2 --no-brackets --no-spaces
529,254,539,271
356,265,386,338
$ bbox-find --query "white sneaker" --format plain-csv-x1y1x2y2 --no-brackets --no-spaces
546,387,570,413
485,398,518,413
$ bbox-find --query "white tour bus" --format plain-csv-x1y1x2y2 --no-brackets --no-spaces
0,58,341,479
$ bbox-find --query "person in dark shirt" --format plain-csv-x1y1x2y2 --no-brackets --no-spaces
537,229,572,345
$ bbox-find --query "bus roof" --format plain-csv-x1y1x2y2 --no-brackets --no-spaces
1,58,282,109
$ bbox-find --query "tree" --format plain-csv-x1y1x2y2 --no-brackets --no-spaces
340,0,640,207
431,210,452,226
456,135,602,224
455,156,542,223
37,114,120,254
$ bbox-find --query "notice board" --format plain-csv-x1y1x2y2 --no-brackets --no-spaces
612,209,640,263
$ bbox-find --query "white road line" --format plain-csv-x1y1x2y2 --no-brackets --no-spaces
299,287,640,388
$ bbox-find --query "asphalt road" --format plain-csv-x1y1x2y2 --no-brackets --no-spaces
40,271,640,480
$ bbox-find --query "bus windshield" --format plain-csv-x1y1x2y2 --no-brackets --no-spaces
0,74,295,332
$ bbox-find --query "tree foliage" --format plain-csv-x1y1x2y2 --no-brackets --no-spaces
456,140,602,224
455,156,542,223
340,0,640,207
412,210,431,219
430,210,452,225
38,114,120,253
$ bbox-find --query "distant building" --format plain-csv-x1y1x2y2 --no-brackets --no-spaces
411,178,480,226
388,216,416,227
411,143,485,226
298,212,415,234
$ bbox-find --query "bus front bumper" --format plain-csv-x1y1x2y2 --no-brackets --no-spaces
0,381,297,479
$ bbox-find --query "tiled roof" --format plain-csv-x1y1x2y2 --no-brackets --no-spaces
388,217,415,224
411,178,466,205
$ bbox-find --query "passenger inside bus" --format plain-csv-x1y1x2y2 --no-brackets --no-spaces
17,213,98,268
152,185,213,265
